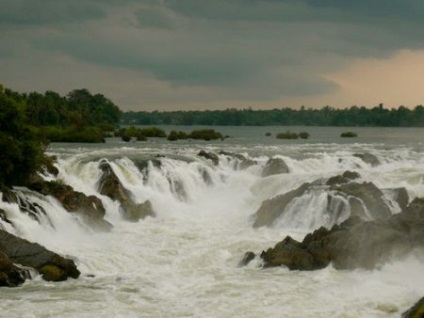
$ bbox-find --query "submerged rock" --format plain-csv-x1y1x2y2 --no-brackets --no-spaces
219,151,257,170
262,158,289,177
98,160,155,221
254,197,424,271
402,296,424,318
28,181,112,231
0,229,80,283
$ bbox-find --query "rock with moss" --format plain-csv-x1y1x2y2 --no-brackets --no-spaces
0,229,80,283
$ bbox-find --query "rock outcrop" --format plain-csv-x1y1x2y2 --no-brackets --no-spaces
0,229,80,283
262,158,289,177
98,160,155,221
198,150,219,165
252,172,394,228
219,151,257,170
28,181,112,231
354,153,380,167
248,197,424,271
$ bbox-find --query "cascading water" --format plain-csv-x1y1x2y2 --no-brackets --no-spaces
1,128,424,317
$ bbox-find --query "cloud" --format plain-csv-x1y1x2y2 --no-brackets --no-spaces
1,0,424,110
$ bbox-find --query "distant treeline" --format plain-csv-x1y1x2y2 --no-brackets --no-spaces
122,104,424,127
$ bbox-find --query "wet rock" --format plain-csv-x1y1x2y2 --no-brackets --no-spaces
0,229,80,282
0,251,30,287
330,182,392,220
198,150,219,165
239,251,256,267
252,183,311,228
0,208,12,227
256,197,424,271
402,296,424,318
262,158,289,177
29,181,112,231
326,171,360,186
98,160,155,221
354,153,380,167
219,151,257,169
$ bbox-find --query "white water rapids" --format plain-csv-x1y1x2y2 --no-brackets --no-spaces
1,128,424,317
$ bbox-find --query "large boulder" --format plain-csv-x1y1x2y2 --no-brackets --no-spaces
0,229,80,282
252,173,393,228
262,158,289,177
28,181,112,231
98,160,155,221
197,150,219,165
252,197,424,271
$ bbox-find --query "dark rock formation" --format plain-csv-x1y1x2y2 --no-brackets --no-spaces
253,183,310,228
98,160,155,221
402,296,424,318
255,197,424,271
0,229,80,283
354,153,380,167
219,151,257,170
28,181,112,231
239,251,256,267
252,172,392,228
0,251,30,287
262,158,289,177
198,150,219,165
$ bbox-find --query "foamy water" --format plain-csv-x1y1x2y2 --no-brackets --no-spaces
1,127,424,317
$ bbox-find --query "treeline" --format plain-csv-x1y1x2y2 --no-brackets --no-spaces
122,104,424,127
0,85,121,186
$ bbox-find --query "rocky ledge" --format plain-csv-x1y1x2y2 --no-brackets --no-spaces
0,229,80,287
243,197,424,270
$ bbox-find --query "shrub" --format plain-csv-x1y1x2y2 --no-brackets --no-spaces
340,131,357,138
276,131,298,139
299,131,310,139
265,132,272,136
189,129,224,141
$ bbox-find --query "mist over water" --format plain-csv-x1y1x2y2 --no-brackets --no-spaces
1,126,424,317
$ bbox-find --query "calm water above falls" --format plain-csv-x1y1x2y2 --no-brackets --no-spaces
1,126,424,318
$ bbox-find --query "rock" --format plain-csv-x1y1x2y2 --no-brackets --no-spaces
252,183,310,228
326,171,360,186
123,199,155,222
0,208,12,227
219,151,256,169
262,158,289,177
256,197,424,270
252,176,392,228
0,229,80,282
28,181,112,231
0,251,30,287
402,296,424,318
98,160,155,221
354,153,380,166
239,251,256,267
198,150,219,165
330,182,392,220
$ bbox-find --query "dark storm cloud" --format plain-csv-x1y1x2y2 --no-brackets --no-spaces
1,0,424,108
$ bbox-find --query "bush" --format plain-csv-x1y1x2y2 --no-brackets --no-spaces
299,131,310,139
276,131,298,139
340,131,357,138
189,129,224,141
139,127,166,138
265,132,272,137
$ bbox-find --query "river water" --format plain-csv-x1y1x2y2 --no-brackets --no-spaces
1,126,424,317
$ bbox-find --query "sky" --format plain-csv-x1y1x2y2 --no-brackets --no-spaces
1,0,424,111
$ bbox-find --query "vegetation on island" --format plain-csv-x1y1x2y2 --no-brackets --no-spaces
340,131,358,138
276,130,310,140
167,129,225,141
122,104,424,127
0,85,122,186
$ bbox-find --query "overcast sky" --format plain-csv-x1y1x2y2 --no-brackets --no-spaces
1,0,424,111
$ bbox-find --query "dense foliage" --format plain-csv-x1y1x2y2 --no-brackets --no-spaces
0,86,45,186
0,85,123,185
122,104,424,127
